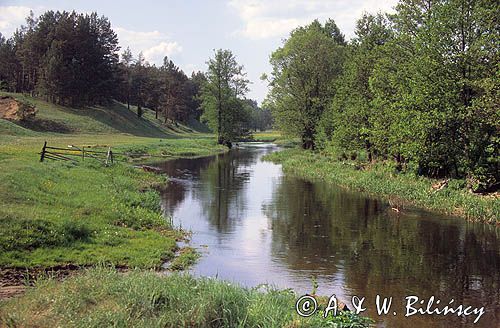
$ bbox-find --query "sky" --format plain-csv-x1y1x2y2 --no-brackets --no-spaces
0,0,398,104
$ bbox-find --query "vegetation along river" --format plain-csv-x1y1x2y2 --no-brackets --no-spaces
156,143,500,328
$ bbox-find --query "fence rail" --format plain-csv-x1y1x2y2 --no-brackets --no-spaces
39,141,172,166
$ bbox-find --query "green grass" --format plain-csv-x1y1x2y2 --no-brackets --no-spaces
0,92,201,137
264,149,499,223
0,156,179,268
0,134,226,268
0,119,39,137
251,130,281,141
168,247,200,271
0,267,372,327
0,93,227,269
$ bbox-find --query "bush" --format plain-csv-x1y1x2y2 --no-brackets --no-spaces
62,220,91,242
0,216,92,251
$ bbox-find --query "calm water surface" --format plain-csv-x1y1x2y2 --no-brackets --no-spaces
157,144,500,327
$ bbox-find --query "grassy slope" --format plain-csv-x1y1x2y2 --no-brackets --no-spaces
0,268,372,328
1,91,198,137
0,93,225,269
265,149,499,224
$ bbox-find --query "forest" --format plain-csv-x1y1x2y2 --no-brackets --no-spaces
265,0,498,193
0,11,272,138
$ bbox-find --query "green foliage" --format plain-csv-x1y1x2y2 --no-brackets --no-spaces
270,0,499,189
265,19,346,149
321,13,392,160
200,49,250,145
14,11,120,105
369,0,499,186
0,268,372,328
243,99,274,133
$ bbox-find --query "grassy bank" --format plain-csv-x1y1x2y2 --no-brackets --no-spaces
0,267,371,328
0,93,226,270
264,149,499,224
0,136,225,269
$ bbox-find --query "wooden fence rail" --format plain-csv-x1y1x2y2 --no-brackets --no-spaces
39,141,172,166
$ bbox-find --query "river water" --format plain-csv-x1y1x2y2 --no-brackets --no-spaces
156,143,500,327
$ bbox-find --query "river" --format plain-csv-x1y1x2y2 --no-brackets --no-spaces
156,143,500,327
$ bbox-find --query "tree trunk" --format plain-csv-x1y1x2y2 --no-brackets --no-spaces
301,127,315,150
365,140,373,162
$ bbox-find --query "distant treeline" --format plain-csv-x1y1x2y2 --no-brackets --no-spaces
0,10,272,131
265,0,498,191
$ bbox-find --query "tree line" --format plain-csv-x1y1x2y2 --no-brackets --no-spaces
265,0,498,191
0,10,272,134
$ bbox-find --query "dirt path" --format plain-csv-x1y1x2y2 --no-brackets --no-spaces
0,265,83,300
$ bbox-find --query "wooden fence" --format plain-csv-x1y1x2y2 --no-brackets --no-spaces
39,141,171,166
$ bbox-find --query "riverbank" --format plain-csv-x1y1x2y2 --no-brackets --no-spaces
0,267,372,327
0,93,372,326
0,134,226,271
0,93,227,290
264,149,499,224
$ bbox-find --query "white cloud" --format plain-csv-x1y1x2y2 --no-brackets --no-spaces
228,0,398,40
183,63,202,75
0,6,32,37
143,41,182,64
234,18,302,40
115,27,182,65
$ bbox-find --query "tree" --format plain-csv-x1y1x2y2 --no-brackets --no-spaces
200,49,249,146
130,52,147,117
159,57,190,124
1,10,119,105
324,13,393,161
368,0,498,186
187,71,207,121
0,33,20,91
244,99,273,132
265,20,345,149
121,47,133,109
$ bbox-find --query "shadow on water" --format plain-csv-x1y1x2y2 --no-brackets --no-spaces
156,144,500,328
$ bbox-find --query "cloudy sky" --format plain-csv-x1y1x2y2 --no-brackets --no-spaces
0,0,397,103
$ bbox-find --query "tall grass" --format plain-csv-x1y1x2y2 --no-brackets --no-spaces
264,149,499,223
0,268,372,327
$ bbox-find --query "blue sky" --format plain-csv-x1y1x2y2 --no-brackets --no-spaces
0,1,397,103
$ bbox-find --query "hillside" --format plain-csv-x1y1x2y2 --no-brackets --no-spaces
0,92,208,137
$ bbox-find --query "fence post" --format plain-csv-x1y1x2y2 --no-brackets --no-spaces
82,146,85,161
40,141,47,162
106,147,111,165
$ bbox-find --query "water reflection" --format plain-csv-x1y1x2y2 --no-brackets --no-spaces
158,144,500,327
